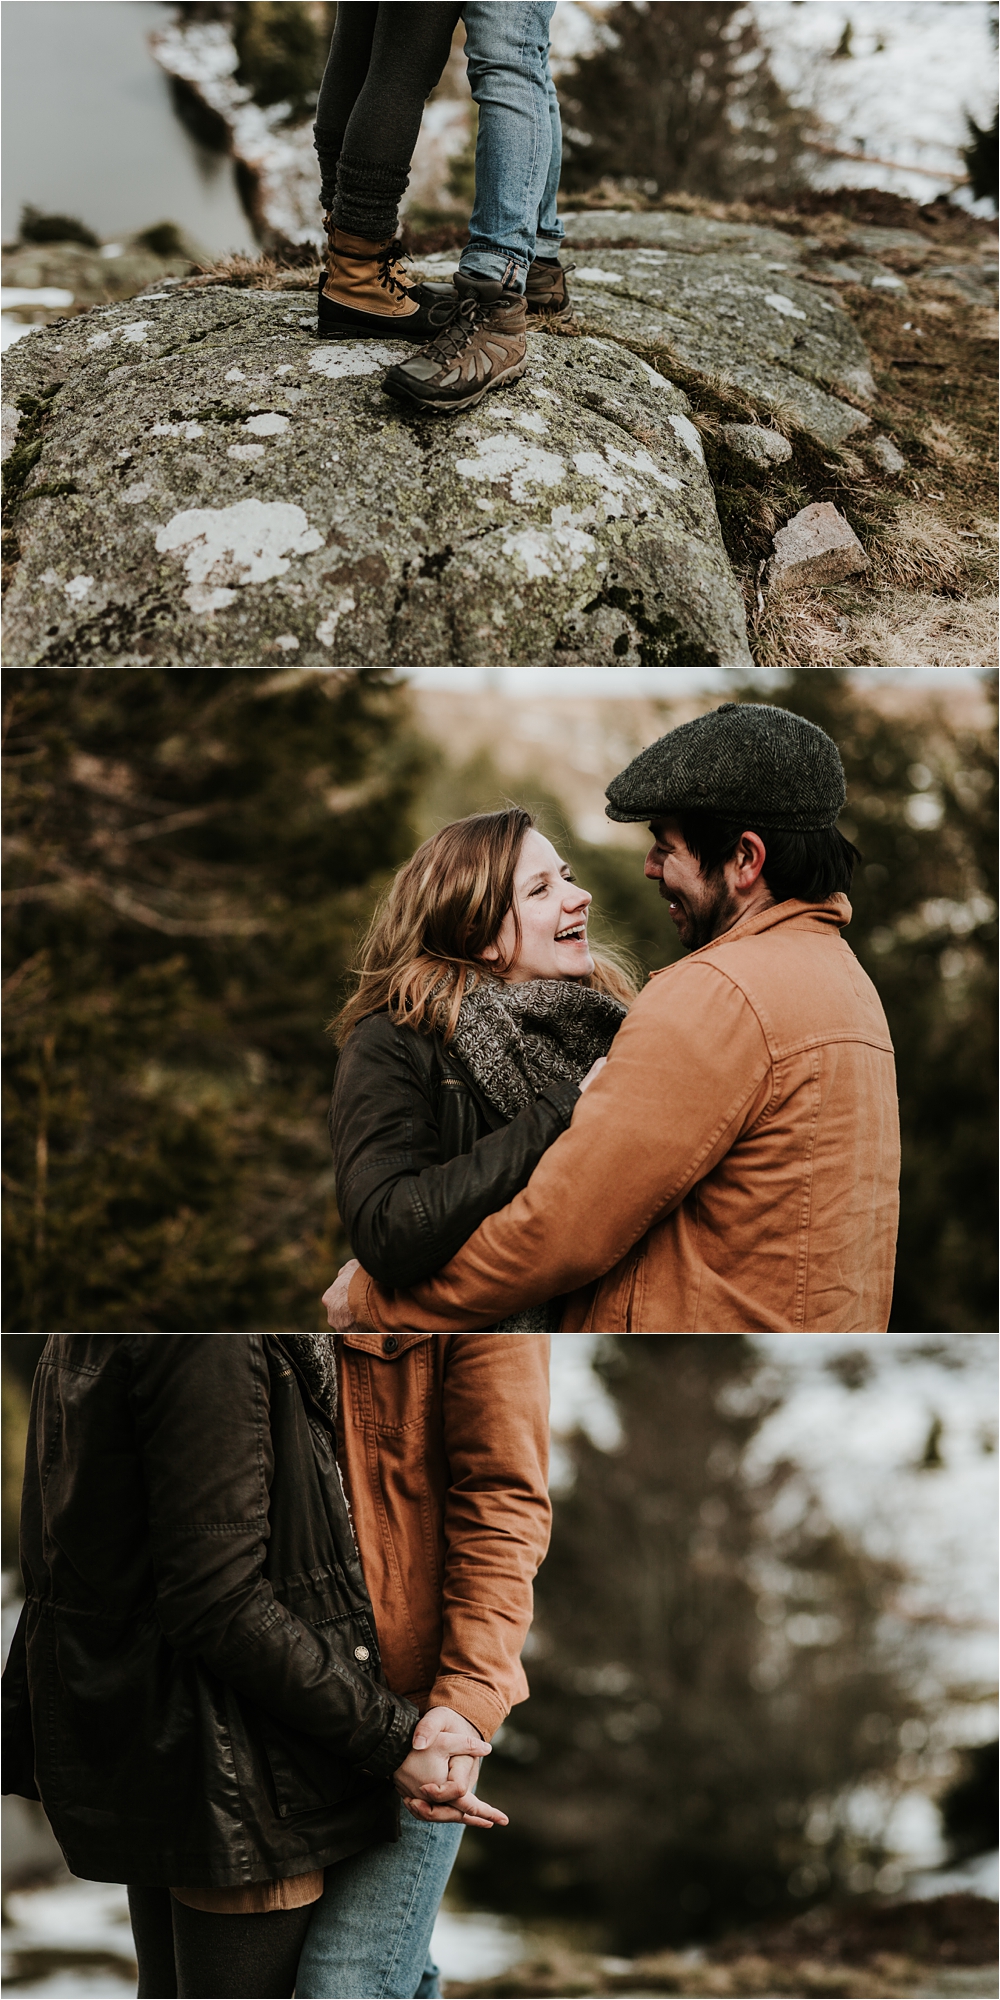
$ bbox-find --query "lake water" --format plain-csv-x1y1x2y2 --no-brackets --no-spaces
0,1,256,256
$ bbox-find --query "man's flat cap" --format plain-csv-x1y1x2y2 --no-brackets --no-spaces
604,701,846,831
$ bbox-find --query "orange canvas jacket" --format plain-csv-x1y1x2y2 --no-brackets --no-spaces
335,1333,551,1742
349,897,901,1334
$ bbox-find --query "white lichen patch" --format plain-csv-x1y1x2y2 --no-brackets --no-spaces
572,443,681,517
1,404,21,462
243,412,289,436
309,343,403,380
151,421,205,440
120,321,153,344
273,633,300,651
228,443,266,461
121,482,153,504
64,574,94,604
316,591,356,647
668,413,704,463
87,331,113,350
512,411,549,436
575,268,624,285
454,435,565,502
764,293,808,321
225,368,246,382
155,498,323,616
638,359,676,392
501,506,599,580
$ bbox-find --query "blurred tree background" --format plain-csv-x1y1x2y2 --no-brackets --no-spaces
457,1335,919,1949
2,667,996,1333
2,669,426,1333
558,2,811,200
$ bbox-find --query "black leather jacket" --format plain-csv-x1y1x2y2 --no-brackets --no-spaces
330,1011,580,1289
1,1337,417,1888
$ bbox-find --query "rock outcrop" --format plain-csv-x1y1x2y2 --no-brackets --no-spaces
2,290,752,667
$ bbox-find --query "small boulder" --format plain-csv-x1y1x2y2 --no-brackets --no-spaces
720,424,792,467
869,435,906,475
766,502,869,592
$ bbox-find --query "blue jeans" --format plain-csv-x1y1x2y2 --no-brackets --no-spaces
459,1,564,292
294,1811,464,2000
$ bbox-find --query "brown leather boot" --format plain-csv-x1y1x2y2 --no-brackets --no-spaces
525,256,575,319
383,275,528,414
317,223,455,341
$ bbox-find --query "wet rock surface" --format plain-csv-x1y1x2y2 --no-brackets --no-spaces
2,291,752,667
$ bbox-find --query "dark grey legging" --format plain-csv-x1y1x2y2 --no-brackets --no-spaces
313,2,462,234
127,1886,314,2000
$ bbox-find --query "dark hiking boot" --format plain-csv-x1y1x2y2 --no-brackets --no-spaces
383,275,528,414
317,223,456,341
525,256,575,319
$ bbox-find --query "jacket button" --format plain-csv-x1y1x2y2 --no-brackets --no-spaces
354,1645,370,1662
384,1336,399,1354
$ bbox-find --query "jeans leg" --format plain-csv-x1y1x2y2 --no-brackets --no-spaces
295,1813,464,2000
535,68,565,255
460,2,557,289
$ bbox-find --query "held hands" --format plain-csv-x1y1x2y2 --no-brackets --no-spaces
393,1706,508,1831
322,1259,362,1330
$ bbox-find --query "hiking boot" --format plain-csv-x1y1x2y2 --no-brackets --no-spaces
317,224,456,341
525,256,575,319
383,275,528,414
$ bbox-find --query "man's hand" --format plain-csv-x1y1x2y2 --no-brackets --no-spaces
322,1260,361,1330
394,1706,508,1830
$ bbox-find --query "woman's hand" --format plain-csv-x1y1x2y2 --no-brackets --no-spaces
322,1260,361,1329
394,1707,508,1831
578,1055,607,1094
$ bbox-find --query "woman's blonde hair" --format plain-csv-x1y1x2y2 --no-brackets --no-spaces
333,808,638,1047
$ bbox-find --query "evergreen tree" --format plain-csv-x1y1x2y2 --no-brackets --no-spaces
459,1337,916,1951
559,3,810,200
2,668,426,1332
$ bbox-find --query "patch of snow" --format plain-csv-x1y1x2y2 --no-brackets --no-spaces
309,343,402,380
575,266,624,285
63,575,94,605
243,411,289,436
668,413,705,463
156,498,323,605
455,435,566,502
316,591,356,647
765,293,808,320
1,287,74,309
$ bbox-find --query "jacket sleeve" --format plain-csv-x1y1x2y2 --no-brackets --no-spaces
427,1336,552,1741
349,963,774,1331
128,1336,416,1780
332,1015,579,1289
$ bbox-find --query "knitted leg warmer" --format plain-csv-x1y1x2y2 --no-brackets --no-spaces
333,154,410,243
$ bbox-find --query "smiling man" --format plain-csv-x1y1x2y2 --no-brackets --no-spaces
342,702,902,1334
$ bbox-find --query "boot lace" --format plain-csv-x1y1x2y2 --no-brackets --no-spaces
376,245,415,300
415,293,494,364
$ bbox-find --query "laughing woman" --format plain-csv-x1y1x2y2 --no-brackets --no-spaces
322,807,636,1334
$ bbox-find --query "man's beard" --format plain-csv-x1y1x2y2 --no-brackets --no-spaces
661,876,739,951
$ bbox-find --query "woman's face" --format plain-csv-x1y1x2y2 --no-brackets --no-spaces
482,829,595,983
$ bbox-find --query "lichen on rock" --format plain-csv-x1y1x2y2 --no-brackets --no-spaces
2,292,752,667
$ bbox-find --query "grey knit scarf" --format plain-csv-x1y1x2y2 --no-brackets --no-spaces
450,979,628,1331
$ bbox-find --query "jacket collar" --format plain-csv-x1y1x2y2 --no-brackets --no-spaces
648,894,852,979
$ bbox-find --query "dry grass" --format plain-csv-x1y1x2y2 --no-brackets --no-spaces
181,253,320,291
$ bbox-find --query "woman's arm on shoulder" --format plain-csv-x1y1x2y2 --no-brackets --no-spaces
332,1016,578,1289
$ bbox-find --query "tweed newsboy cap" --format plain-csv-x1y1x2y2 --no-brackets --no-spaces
604,702,846,831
